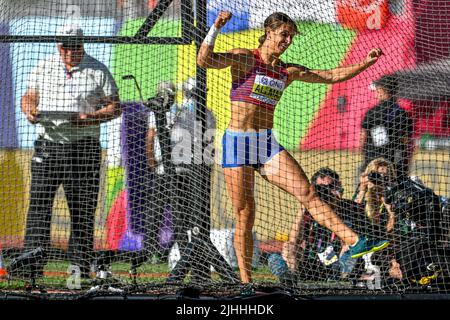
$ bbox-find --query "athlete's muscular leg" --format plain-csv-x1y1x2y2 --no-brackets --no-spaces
223,166,256,283
262,150,358,246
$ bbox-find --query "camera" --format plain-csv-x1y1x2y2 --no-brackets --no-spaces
145,82,176,112
146,93,175,113
315,184,338,203
367,171,389,186
383,176,443,241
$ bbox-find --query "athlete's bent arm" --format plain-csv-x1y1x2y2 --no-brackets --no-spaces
197,11,253,70
197,47,253,70
288,48,383,84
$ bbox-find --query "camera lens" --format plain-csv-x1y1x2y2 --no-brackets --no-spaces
315,184,335,202
368,171,381,183
368,171,387,185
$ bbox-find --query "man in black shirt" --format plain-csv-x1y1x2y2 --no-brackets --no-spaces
360,75,414,178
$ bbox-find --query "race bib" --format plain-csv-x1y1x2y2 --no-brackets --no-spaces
250,74,285,105
371,125,389,147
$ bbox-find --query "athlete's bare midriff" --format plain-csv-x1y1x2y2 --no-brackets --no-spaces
227,101,276,131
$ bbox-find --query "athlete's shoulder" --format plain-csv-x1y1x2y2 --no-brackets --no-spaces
227,48,254,55
227,48,256,70
285,63,310,72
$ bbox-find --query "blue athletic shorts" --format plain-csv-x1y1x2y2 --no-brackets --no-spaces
221,129,285,168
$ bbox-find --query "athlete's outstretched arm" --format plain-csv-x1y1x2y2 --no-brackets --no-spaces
197,11,252,69
288,48,383,84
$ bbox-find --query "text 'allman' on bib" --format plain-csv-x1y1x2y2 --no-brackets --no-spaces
250,74,285,106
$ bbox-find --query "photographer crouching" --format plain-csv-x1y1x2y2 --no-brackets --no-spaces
384,174,447,288
355,157,447,288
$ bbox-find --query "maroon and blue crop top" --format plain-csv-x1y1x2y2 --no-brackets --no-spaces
230,48,289,111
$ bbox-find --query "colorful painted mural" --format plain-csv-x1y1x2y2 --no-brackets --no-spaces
301,1,416,150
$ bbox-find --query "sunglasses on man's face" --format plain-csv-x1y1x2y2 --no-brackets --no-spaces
61,43,83,51
316,182,344,195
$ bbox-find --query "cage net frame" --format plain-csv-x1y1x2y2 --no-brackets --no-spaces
0,0,449,300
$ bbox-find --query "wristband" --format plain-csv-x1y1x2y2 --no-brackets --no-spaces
204,25,220,46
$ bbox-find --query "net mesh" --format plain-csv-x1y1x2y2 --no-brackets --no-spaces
0,0,450,298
